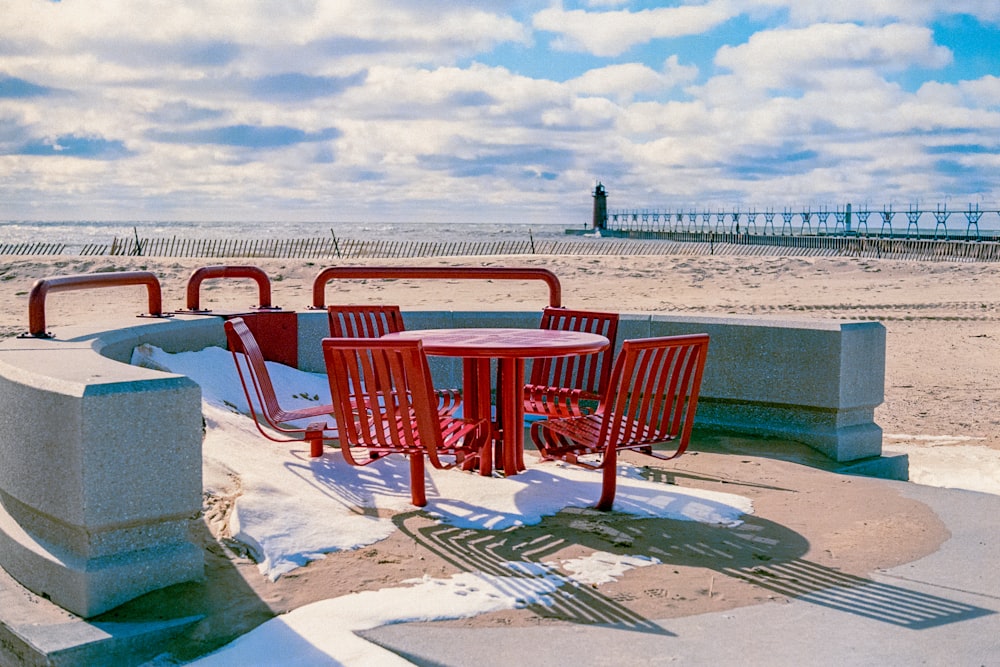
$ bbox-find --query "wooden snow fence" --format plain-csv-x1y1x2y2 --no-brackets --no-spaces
103,236,688,259
0,242,67,256
4,233,1000,262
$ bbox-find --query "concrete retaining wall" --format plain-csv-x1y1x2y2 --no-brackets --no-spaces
1,309,885,619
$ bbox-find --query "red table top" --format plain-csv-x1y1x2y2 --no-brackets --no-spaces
382,327,609,359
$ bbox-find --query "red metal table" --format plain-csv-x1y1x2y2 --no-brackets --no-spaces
382,327,610,476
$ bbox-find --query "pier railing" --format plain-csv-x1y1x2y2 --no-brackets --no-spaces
606,205,1000,239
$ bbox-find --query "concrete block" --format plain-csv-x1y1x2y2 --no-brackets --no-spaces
0,331,204,618
40,316,226,365
0,564,201,667
645,314,885,462
615,313,653,350
400,310,456,330
295,310,329,374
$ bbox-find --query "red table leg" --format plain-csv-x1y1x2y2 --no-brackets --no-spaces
497,358,526,475
463,358,494,476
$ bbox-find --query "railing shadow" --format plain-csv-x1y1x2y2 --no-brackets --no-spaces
394,500,994,633
392,509,673,635
722,559,994,629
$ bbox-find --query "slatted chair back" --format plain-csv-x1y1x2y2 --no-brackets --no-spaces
531,334,709,511
327,304,405,338
524,307,620,417
224,317,335,457
328,303,462,416
600,334,708,453
322,337,489,506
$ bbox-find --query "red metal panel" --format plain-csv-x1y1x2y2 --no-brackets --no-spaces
230,311,299,368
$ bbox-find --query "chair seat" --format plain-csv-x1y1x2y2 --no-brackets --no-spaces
270,401,337,428
434,388,462,416
344,413,484,461
523,384,599,418
532,414,668,464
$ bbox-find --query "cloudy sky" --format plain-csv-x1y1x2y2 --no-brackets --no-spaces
2,1,998,225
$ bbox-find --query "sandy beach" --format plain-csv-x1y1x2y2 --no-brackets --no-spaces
2,252,998,662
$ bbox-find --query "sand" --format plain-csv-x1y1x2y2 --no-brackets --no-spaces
1,252,997,661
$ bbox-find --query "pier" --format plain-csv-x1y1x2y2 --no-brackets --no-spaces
600,204,1000,241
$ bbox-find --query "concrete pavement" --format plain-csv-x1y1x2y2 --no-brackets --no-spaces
362,480,1000,666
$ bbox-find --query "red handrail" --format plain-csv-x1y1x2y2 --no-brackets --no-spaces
184,265,275,312
311,266,562,309
27,271,163,337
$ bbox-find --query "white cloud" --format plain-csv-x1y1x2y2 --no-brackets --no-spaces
958,75,1000,108
533,1,737,57
0,1,530,73
715,23,952,91
567,56,699,103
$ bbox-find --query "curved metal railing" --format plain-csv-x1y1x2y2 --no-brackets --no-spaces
311,266,562,309
183,265,277,312
25,271,164,338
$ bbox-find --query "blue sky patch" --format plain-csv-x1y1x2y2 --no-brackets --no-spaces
16,135,129,159
0,75,51,98
150,125,341,148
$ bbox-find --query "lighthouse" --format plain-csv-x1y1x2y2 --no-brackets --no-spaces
592,182,608,230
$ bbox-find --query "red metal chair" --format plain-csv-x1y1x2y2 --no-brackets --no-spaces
224,317,335,458
530,334,709,511
523,307,620,418
327,304,461,415
322,337,491,507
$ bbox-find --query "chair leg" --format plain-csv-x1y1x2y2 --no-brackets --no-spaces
478,437,493,477
306,422,326,458
596,447,618,511
409,455,427,507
